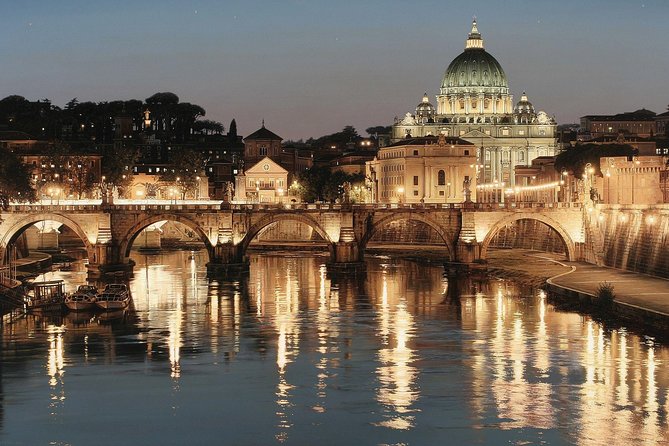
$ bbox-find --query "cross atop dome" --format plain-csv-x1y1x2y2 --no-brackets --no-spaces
465,19,484,50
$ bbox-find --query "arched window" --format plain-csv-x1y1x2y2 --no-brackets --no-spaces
438,170,446,186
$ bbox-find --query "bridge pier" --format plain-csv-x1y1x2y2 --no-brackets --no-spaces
85,243,134,280
327,241,365,275
206,242,250,277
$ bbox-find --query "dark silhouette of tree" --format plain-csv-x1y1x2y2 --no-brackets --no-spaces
101,146,140,194
295,166,364,202
555,143,635,177
365,125,392,136
160,148,206,199
0,148,36,208
229,119,237,138
193,119,224,135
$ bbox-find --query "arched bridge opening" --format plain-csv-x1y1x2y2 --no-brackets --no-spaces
362,214,454,261
481,215,576,262
0,213,95,266
119,214,215,264
240,214,335,261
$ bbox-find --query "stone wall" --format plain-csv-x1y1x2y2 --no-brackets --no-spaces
596,205,669,278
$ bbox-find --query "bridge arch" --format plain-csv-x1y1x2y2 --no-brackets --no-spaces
0,212,96,265
119,214,215,262
480,213,576,261
361,212,455,259
240,213,335,260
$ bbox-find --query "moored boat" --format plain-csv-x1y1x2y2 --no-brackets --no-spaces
64,285,98,311
95,284,130,311
25,280,67,312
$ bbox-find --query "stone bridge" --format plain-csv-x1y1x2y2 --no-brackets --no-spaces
0,201,585,277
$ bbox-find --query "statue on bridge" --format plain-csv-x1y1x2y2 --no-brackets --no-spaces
223,182,234,203
463,177,472,203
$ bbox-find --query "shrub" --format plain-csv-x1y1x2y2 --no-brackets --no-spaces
596,282,615,308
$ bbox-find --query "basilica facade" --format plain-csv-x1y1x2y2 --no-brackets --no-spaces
391,20,558,185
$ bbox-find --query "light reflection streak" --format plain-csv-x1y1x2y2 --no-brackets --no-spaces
46,325,66,415
375,272,418,430
168,287,183,380
314,265,335,413
273,260,299,443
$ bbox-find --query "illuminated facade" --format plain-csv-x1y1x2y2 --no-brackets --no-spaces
366,135,477,203
391,20,558,186
235,156,288,203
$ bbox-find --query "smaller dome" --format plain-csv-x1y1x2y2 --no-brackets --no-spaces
416,92,435,119
514,92,535,114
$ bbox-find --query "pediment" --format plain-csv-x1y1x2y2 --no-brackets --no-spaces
459,129,496,141
245,156,287,174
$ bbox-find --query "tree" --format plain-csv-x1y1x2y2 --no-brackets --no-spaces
555,143,635,178
145,92,179,105
0,149,36,209
101,145,140,195
365,125,392,136
295,166,364,202
193,119,224,135
42,142,98,199
160,148,206,199
310,126,362,150
228,119,237,138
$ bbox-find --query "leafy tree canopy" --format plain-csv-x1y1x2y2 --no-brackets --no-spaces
295,166,364,203
307,126,361,149
0,149,36,208
365,125,392,136
555,143,636,178
160,148,206,199
145,92,180,105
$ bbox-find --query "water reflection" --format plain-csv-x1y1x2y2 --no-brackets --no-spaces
0,251,668,445
374,268,419,430
46,324,66,415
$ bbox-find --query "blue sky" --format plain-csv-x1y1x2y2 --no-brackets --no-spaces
1,0,667,140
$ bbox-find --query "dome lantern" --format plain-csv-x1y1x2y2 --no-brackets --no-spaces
465,19,484,50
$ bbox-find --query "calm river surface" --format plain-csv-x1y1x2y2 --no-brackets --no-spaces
1,251,668,446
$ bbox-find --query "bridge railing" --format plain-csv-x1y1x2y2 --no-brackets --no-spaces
4,201,584,213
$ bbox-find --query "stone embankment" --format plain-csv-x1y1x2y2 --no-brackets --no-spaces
486,249,669,334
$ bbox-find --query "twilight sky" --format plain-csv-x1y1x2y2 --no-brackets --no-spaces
1,0,667,140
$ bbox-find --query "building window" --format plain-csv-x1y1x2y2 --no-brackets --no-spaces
413,176,418,186
413,150,419,156
260,145,267,156
464,150,470,155
439,190,445,196
438,170,446,186
413,190,419,196
518,130,525,136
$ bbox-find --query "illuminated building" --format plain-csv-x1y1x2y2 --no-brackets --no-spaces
391,20,558,186
366,134,476,203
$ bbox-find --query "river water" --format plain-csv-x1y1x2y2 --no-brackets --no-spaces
1,251,668,446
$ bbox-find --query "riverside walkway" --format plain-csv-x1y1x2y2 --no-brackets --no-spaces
547,261,669,318
487,249,669,330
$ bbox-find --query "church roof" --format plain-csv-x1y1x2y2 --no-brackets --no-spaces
244,125,282,141
386,135,474,147
245,156,287,174
441,20,508,92
583,109,657,121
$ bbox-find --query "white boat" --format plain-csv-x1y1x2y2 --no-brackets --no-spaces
64,285,98,311
95,284,130,311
